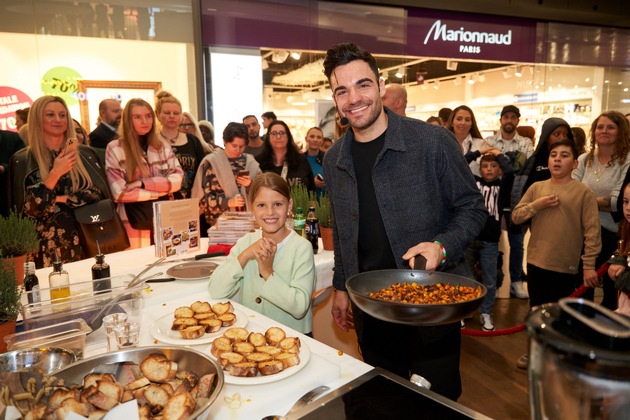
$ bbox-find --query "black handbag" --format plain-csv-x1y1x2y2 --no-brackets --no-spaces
74,199,130,255
124,200,156,230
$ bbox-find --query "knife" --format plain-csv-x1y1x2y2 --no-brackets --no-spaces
151,252,225,266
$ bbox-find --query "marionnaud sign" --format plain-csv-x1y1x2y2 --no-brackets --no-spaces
407,9,537,62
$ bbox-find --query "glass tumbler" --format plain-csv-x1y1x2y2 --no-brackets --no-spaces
102,313,128,352
113,321,141,349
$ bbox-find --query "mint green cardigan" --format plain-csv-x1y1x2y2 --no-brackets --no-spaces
208,230,316,333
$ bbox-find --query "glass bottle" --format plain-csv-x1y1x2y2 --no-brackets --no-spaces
293,207,306,237
306,206,319,254
49,260,70,305
24,261,40,305
92,241,111,294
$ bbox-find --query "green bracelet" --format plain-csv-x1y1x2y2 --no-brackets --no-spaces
434,241,447,266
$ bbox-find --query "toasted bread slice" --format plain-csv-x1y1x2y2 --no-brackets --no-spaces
161,391,196,420
140,353,178,383
193,312,217,321
199,318,222,333
256,345,282,357
258,360,284,376
279,337,300,351
211,337,233,357
83,373,115,389
174,306,195,318
191,301,212,314
84,387,119,411
195,373,216,399
223,327,249,342
218,352,245,368
160,383,175,396
228,362,258,377
218,312,237,327
233,341,255,355
245,352,273,363
49,388,80,409
55,398,92,418
248,332,266,347
171,317,198,330
88,409,108,420
121,389,134,403
179,325,205,339
125,376,150,391
265,327,286,345
212,301,234,315
275,352,300,368
138,403,152,420
144,384,170,412
97,380,123,403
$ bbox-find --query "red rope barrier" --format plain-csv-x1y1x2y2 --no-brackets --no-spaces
461,263,609,337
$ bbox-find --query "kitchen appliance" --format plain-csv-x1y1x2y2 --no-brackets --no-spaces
346,269,486,325
527,298,630,420
286,367,492,419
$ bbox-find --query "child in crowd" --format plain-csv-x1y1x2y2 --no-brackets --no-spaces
209,172,316,334
606,181,630,317
512,140,601,308
465,150,514,331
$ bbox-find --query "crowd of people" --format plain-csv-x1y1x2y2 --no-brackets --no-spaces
2,42,630,403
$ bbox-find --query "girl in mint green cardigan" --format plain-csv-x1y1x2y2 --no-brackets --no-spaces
209,173,316,334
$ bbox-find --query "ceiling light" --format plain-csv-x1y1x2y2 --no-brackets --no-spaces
468,76,475,85
503,67,514,78
290,51,301,60
453,77,462,86
433,81,440,90
478,73,486,83
514,67,522,77
625,88,629,92
395,66,405,79
446,60,458,71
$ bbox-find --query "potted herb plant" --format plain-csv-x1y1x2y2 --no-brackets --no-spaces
0,254,21,353
0,211,39,286
316,193,334,251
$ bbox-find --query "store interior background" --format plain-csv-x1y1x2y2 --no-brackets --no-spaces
3,0,630,149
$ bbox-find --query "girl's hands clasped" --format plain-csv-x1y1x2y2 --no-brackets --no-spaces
238,237,277,280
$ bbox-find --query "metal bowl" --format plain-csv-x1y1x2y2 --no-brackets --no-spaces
52,346,224,418
346,269,487,326
0,347,76,374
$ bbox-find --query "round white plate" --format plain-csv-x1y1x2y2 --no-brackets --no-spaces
166,261,218,281
212,338,311,385
150,309,248,345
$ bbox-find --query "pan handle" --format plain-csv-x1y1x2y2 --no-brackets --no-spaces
404,254,427,270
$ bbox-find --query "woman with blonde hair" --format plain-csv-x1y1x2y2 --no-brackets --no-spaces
154,92,207,200
180,111,213,154
10,96,110,267
106,98,183,248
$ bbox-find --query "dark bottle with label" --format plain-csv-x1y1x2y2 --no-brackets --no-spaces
24,261,40,305
92,241,111,294
306,206,319,254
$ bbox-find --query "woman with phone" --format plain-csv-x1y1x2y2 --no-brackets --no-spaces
258,120,315,191
9,95,110,267
192,122,260,231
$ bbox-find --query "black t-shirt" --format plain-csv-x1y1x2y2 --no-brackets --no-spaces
351,132,397,272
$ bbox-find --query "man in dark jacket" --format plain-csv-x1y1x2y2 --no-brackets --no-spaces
89,99,121,148
322,43,486,401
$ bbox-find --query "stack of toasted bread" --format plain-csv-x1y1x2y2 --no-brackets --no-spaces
211,327,301,377
19,352,216,419
171,301,237,339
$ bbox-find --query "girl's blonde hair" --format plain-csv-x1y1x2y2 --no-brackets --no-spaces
119,98,162,182
28,95,92,191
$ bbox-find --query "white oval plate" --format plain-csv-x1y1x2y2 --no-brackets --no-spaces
166,261,218,281
211,337,311,385
150,309,248,345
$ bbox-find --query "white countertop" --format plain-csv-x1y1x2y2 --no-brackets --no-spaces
30,239,372,420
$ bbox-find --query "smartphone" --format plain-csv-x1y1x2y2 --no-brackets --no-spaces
238,170,250,177
316,173,324,182
65,137,78,154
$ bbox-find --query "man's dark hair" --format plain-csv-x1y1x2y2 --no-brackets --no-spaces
438,108,452,123
549,138,579,159
261,111,277,120
480,153,499,165
323,43,379,82
242,115,257,123
223,122,249,144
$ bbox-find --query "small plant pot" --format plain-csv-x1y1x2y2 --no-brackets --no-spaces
320,226,334,251
0,319,17,353
3,255,26,287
